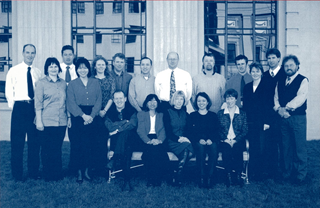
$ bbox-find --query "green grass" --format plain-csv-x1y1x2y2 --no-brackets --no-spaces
1,141,319,208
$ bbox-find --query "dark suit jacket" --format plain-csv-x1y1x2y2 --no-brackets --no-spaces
137,111,166,144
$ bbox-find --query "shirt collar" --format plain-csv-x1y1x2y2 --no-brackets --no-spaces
287,71,299,83
113,70,123,77
22,61,32,68
223,105,240,114
269,65,281,76
46,75,61,82
61,62,74,69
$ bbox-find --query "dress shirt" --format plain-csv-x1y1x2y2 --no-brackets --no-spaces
5,62,42,108
274,72,309,111
111,70,132,96
67,77,102,118
149,115,156,134
128,74,155,111
34,76,67,127
59,63,77,82
224,106,240,140
192,71,226,113
269,65,281,77
155,67,192,103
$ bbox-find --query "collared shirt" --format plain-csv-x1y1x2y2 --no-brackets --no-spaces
274,72,309,111
5,62,42,108
59,63,77,83
128,74,155,111
192,71,226,113
269,65,281,77
155,67,192,103
226,72,252,107
223,106,240,140
110,70,132,96
34,76,67,126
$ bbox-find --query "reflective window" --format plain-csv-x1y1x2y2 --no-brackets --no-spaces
0,0,12,72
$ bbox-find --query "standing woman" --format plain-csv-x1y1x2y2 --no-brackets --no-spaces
217,89,248,187
163,90,194,184
188,92,220,188
35,57,67,181
137,94,169,186
91,56,115,177
242,62,266,181
67,58,102,183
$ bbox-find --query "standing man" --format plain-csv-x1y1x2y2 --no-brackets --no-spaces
128,57,155,112
111,53,132,96
192,53,226,113
155,52,192,110
274,55,308,185
5,44,42,181
59,45,77,83
261,48,286,180
226,55,252,108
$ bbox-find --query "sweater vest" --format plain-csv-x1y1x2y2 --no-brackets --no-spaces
278,74,307,115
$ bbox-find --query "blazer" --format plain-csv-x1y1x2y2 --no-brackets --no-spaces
137,111,166,144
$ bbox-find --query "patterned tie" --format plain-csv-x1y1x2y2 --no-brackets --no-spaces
65,66,71,83
271,71,274,77
170,70,176,99
27,67,34,99
286,77,291,86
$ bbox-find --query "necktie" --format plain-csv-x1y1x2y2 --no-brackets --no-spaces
170,70,176,99
65,66,71,83
271,71,274,77
286,77,291,86
240,75,245,97
27,67,34,99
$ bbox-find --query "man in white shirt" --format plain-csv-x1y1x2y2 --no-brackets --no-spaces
155,52,192,110
5,44,42,181
59,45,77,84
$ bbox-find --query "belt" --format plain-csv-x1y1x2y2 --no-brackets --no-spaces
16,100,34,104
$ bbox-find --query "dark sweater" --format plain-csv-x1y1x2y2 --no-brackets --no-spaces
163,107,188,142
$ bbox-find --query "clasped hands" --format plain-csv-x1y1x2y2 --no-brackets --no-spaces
278,107,291,119
82,114,93,125
223,138,236,147
147,139,162,146
199,139,213,145
178,136,191,143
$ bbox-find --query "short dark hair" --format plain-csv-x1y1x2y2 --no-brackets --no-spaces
23,44,36,53
91,56,109,76
44,57,62,76
282,55,300,67
140,57,152,65
202,53,215,62
113,90,125,99
193,92,212,111
75,57,92,77
266,48,281,59
112,53,126,62
249,62,264,75
142,94,160,112
61,45,74,55
235,55,248,64
224,88,238,100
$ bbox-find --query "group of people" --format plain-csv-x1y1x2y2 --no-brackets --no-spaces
5,44,308,190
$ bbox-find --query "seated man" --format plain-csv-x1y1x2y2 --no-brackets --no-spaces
105,90,137,187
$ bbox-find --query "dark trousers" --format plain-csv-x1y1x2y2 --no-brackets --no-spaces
10,101,40,180
195,142,218,177
67,125,76,175
40,126,66,181
219,141,245,174
281,115,307,180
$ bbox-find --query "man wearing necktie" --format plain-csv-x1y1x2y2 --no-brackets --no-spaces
59,45,77,175
273,55,308,185
5,44,42,181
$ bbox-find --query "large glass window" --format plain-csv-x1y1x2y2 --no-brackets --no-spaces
204,1,277,78
0,0,12,73
72,0,146,73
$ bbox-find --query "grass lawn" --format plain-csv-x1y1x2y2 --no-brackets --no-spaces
0,140,319,208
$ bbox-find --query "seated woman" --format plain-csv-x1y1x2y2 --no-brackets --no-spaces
137,94,169,187
188,92,220,188
35,57,68,181
217,89,248,187
163,90,194,185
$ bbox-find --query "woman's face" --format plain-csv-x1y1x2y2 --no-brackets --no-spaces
147,98,158,111
226,96,237,109
173,95,184,109
197,96,208,111
251,67,262,81
77,63,89,78
48,63,59,77
95,59,106,75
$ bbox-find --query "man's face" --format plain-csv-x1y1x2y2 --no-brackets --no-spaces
23,45,36,66
236,59,247,74
140,59,152,75
113,57,125,73
284,59,298,77
167,53,179,70
267,54,280,70
113,92,127,109
62,49,75,65
203,56,215,71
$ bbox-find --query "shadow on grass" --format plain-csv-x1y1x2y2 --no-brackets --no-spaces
0,140,319,208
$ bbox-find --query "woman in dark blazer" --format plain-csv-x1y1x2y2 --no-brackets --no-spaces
217,88,248,187
242,62,266,181
136,94,169,186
